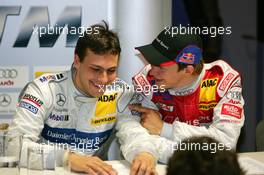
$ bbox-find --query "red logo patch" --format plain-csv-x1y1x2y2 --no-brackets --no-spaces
228,99,241,104
219,73,235,91
135,75,149,87
133,75,151,95
221,104,242,119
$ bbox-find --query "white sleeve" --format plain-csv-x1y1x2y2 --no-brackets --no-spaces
7,82,57,169
115,91,159,163
156,77,244,163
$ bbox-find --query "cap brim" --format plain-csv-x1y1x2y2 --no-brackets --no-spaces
135,44,171,66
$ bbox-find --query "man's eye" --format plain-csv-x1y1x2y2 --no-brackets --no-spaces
107,69,116,74
160,67,167,71
91,68,100,72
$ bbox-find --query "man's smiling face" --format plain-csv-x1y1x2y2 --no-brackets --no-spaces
74,49,118,97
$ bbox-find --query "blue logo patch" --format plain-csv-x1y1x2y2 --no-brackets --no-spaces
19,101,39,114
41,124,113,150
175,45,202,64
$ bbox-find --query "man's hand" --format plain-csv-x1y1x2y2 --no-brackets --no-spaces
129,104,163,135
130,152,157,175
68,152,117,175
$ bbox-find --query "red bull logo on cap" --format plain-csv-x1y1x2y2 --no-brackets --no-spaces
178,53,195,64
175,45,202,65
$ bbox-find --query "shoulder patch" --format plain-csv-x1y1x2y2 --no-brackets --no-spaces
22,93,43,107
221,103,242,119
217,67,239,96
36,72,67,85
38,73,66,83
132,65,152,96
206,60,240,96
219,73,235,91
19,101,39,114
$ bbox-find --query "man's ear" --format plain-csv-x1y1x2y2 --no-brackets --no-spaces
185,65,195,74
74,54,81,69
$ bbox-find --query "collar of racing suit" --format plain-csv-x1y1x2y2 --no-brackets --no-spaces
167,66,205,96
70,65,98,103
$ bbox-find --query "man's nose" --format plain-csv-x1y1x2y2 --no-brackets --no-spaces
98,71,109,84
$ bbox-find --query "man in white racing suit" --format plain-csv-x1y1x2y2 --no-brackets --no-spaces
7,23,157,175
117,27,245,167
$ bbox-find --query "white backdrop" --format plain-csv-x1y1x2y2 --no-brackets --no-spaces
0,0,171,122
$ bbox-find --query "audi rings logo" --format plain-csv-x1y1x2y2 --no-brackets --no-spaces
56,93,66,106
0,69,18,79
0,94,11,107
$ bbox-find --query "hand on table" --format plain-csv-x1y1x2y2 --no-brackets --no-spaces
129,104,163,135
130,152,157,175
68,152,117,175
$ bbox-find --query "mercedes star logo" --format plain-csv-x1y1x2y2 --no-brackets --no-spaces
0,94,11,107
56,93,66,106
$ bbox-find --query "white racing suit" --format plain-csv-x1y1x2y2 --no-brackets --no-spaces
7,67,157,169
117,60,245,163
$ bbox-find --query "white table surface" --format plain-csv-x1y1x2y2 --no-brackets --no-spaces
238,152,264,163
237,152,264,175
1,152,263,175
0,160,165,175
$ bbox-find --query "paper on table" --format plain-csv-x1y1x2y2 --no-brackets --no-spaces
18,161,166,175
107,161,167,175
238,157,264,175
109,161,131,175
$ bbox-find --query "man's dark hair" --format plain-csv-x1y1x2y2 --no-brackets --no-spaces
74,21,121,62
167,136,245,175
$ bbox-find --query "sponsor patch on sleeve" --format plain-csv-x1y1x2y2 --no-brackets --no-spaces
133,74,151,96
232,79,242,88
219,73,235,91
221,103,242,119
22,93,43,107
19,101,39,114
39,73,65,83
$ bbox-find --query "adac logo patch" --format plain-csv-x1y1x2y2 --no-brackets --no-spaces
98,93,117,102
91,93,117,126
199,78,218,103
201,78,218,88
